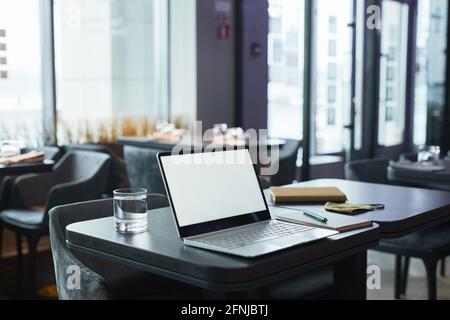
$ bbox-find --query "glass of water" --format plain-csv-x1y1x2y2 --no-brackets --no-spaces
418,145,441,166
114,188,148,234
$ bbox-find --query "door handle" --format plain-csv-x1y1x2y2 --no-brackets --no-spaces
344,124,355,130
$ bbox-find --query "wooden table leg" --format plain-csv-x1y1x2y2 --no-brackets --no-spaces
333,251,368,300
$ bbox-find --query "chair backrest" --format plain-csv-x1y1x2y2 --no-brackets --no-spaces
0,176,12,211
54,151,110,183
23,146,63,162
36,151,111,229
41,146,63,162
49,195,169,300
64,144,129,193
124,146,167,195
271,139,302,186
345,158,391,185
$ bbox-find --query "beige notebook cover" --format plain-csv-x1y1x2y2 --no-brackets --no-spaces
270,187,347,204
270,207,372,233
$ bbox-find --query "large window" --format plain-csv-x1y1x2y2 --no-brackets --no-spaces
414,0,448,146
353,0,366,151
54,0,170,144
378,0,409,147
0,0,170,147
0,0,44,146
268,0,304,140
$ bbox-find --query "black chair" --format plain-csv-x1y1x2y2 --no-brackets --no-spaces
64,144,129,195
270,140,302,186
124,146,166,195
0,151,111,296
345,158,450,300
344,158,393,185
0,146,64,268
49,196,201,300
50,199,334,300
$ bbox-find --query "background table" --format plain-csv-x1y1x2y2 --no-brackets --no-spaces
0,160,55,176
67,207,379,299
387,165,450,192
117,136,286,151
267,179,450,239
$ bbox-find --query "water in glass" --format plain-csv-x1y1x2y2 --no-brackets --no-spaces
114,189,148,234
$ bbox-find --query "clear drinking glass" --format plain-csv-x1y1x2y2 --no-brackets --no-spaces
114,188,148,234
418,145,441,166
227,127,245,141
430,146,441,164
213,123,228,136
0,141,21,158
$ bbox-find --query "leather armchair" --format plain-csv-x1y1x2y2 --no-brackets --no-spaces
0,151,111,296
270,139,302,186
49,197,201,300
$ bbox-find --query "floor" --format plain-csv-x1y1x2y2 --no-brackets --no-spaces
367,251,450,300
0,250,56,300
1,250,449,300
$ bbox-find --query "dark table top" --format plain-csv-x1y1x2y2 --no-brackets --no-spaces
0,160,55,176
266,179,450,238
117,136,286,151
66,207,379,291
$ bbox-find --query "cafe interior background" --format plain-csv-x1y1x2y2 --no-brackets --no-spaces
1,0,450,300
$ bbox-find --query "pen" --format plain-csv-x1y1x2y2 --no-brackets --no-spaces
302,209,328,223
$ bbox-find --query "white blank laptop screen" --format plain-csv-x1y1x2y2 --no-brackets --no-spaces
160,149,267,227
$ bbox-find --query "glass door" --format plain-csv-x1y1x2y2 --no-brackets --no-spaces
414,0,448,147
376,0,412,158
267,0,305,140
346,0,366,160
312,0,354,155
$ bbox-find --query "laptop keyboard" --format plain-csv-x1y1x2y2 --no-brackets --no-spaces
193,221,314,250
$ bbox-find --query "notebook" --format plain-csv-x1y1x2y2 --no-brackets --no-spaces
269,206,372,233
270,186,347,204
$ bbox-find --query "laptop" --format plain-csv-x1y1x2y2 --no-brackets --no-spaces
157,148,338,258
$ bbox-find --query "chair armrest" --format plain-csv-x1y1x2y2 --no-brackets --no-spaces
147,193,169,210
49,213,109,300
9,173,60,208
